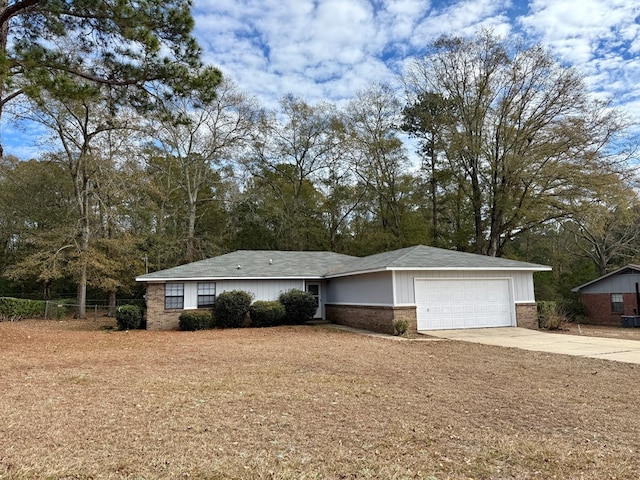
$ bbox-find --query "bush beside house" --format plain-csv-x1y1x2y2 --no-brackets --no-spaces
212,290,253,328
279,289,318,325
115,305,144,330
249,301,286,327
537,301,567,330
179,310,214,331
166,289,317,331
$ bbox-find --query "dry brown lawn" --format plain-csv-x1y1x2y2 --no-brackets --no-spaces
1,319,640,480
556,322,640,341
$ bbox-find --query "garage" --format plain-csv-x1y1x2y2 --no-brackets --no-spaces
415,278,514,330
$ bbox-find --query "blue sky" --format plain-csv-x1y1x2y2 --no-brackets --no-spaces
192,0,640,110
3,0,640,159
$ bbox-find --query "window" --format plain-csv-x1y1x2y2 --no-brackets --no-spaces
611,293,624,313
306,283,319,306
198,282,216,308
165,283,184,309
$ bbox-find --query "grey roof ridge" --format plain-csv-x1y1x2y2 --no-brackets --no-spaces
382,244,422,267
325,245,421,276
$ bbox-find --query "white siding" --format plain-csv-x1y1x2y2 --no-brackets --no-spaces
184,282,198,309
182,279,305,309
326,271,393,305
393,270,536,305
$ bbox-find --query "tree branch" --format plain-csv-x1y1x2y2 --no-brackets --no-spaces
0,0,39,28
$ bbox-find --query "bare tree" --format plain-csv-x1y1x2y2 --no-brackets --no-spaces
148,79,258,263
405,29,633,256
345,83,411,249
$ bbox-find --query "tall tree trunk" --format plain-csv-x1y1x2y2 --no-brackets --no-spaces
185,193,197,263
0,0,8,157
77,261,87,319
430,138,439,245
108,290,116,317
470,156,484,254
76,174,90,319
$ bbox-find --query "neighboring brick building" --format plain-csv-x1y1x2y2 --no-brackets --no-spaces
573,265,640,326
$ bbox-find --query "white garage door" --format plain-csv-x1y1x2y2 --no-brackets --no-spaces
415,278,513,330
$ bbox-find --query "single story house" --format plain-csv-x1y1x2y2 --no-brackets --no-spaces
136,245,551,333
572,265,640,325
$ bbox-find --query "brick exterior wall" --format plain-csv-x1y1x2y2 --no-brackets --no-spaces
325,304,417,335
580,293,638,326
327,303,540,333
144,282,540,332
145,283,183,330
515,303,538,330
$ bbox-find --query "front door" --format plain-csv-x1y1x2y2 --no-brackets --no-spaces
306,282,322,319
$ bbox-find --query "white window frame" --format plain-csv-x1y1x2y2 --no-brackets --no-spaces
611,293,624,313
197,282,216,308
165,283,184,310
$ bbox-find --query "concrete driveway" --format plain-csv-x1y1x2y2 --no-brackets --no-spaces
422,327,640,365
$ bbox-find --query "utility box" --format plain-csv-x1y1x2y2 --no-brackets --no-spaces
621,315,640,328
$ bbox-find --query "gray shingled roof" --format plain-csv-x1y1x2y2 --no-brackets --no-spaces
136,245,550,282
136,250,356,281
327,245,550,277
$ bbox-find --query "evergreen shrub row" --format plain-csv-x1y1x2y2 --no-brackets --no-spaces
278,289,318,325
249,300,286,327
0,297,47,321
176,289,317,331
179,310,214,331
213,290,253,328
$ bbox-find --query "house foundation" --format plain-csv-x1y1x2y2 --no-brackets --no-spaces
325,304,417,335
515,302,538,329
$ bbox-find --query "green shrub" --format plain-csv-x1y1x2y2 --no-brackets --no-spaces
537,301,566,330
278,289,317,325
393,319,409,336
0,297,46,321
179,310,213,331
249,301,286,328
213,290,253,328
115,304,143,330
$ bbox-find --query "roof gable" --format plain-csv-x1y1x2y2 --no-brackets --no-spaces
572,264,640,292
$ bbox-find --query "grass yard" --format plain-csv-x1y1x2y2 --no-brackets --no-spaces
1,320,640,479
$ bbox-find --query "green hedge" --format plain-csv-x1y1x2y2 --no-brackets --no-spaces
115,304,144,330
0,297,46,321
249,301,286,328
278,289,318,325
213,290,253,328
179,310,213,331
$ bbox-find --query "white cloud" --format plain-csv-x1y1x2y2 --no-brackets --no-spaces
411,0,512,47
3,0,640,159
518,0,640,117
193,0,405,107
